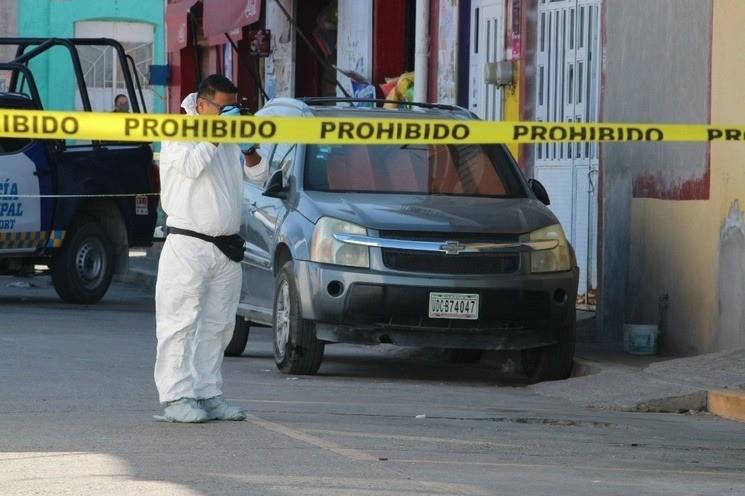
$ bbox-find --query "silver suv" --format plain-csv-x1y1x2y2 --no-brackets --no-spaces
227,97,579,383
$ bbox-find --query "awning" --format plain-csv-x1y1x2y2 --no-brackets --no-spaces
166,0,200,52
202,0,261,39
206,28,243,47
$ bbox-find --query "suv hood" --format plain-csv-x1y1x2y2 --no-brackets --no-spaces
299,192,558,234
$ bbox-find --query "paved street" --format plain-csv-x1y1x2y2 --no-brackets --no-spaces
1,276,745,496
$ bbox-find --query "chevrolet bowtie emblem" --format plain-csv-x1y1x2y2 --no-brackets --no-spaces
440,241,467,255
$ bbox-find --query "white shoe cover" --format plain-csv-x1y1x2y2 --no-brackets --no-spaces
154,398,209,423
199,396,247,421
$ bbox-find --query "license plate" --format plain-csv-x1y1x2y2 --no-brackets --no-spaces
428,293,480,320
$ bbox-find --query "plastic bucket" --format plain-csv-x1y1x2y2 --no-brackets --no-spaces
624,324,659,355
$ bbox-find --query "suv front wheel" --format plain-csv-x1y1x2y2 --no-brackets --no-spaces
521,315,576,383
273,261,325,375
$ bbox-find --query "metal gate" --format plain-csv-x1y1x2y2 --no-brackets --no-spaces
534,0,601,306
469,0,505,120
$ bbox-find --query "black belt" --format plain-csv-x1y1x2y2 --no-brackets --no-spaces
167,227,245,262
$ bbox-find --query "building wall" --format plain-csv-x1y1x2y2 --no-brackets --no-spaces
0,0,18,91
600,0,712,348
627,0,745,354
517,0,537,175
709,0,745,351
18,0,165,112
503,0,522,159
337,0,373,96
625,0,745,355
436,0,459,105
264,0,294,98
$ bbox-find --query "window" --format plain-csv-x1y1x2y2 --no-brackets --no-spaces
0,99,35,154
269,144,297,179
0,137,31,155
76,41,153,110
75,21,155,112
304,144,524,198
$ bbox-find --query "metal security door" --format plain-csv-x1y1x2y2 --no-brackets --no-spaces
469,0,505,120
534,0,601,306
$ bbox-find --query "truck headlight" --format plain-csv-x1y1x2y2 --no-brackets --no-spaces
310,217,370,268
526,224,571,273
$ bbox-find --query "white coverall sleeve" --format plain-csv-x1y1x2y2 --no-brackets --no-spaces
243,154,269,184
161,141,218,179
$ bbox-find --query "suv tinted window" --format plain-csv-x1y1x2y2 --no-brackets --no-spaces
0,99,35,154
0,137,31,154
304,144,525,197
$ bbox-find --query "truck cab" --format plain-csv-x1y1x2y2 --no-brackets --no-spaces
0,38,158,303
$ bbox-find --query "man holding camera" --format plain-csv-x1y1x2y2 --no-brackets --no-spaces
154,74,266,423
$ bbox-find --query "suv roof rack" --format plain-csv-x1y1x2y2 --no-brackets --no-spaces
300,97,468,113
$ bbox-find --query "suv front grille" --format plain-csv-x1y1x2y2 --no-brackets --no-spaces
382,249,519,274
378,231,521,275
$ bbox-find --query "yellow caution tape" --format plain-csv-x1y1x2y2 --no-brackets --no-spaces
0,108,742,144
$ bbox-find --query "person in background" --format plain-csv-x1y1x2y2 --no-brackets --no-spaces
113,94,129,112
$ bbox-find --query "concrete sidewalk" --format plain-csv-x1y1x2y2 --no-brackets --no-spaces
534,345,745,418
122,249,745,423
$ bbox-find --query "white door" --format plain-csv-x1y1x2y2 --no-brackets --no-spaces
469,0,505,120
74,21,155,112
534,0,601,306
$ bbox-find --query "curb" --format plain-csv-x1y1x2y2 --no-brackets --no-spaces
708,389,745,424
571,357,602,378
633,391,708,414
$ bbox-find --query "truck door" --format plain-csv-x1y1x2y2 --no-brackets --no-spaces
0,137,54,254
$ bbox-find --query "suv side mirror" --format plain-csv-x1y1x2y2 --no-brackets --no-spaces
528,179,551,206
263,170,287,199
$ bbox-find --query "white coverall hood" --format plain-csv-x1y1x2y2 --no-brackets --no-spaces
181,92,199,115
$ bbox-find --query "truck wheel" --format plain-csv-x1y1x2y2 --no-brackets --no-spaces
273,261,325,375
51,217,114,304
224,316,250,357
521,315,576,383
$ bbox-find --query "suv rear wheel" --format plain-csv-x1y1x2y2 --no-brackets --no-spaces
273,261,325,375
51,217,114,304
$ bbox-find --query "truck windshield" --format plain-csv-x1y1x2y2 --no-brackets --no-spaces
304,144,525,197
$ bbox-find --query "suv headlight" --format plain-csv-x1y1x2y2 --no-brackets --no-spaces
525,224,571,273
310,217,370,268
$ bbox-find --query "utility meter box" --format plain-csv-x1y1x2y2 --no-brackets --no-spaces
484,60,514,87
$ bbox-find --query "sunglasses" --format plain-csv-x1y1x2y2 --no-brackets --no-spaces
199,97,241,115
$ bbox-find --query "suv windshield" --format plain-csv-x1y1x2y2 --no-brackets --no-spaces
304,144,525,197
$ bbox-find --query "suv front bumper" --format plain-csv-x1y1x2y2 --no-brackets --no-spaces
293,260,579,351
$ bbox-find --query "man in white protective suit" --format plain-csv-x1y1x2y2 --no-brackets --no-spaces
154,74,267,423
